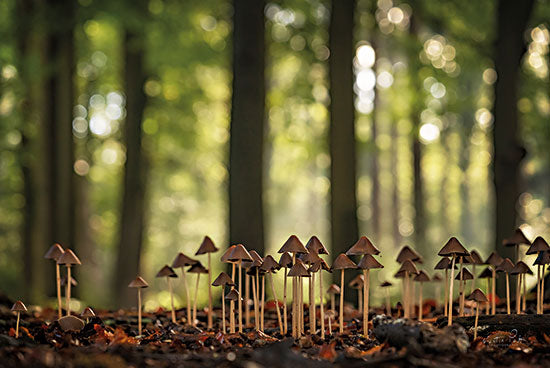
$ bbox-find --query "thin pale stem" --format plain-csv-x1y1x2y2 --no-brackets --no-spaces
208,253,213,329
138,288,142,335
269,273,283,334
181,268,191,325
66,266,72,316
283,267,288,335
448,255,456,326
319,270,325,340
56,264,62,319
193,273,200,326
168,277,176,323
339,270,344,334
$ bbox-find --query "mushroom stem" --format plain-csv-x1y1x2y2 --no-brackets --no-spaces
283,266,288,335
56,263,62,319
418,282,423,321
300,276,304,335
410,278,415,318
472,265,477,294
458,257,464,316
505,272,510,315
309,273,315,334
230,263,236,333
330,293,335,314
245,273,250,326
358,289,362,312
138,288,142,335
252,274,259,330
221,286,226,334
448,254,456,326
15,311,20,339
363,269,369,337
193,273,200,326
339,269,344,334
261,275,265,332
385,287,391,316
491,266,496,315
522,273,527,312
168,277,176,323
66,266,72,316
486,278,490,315
404,271,410,319
269,273,283,334
474,302,479,340
542,264,546,314
207,253,213,329
328,314,332,335
444,269,448,317
238,261,243,333
292,253,297,339
319,269,325,340
516,273,521,314
180,268,192,325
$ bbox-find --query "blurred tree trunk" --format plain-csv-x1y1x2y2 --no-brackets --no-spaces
492,0,534,282
229,0,265,254
329,0,359,269
458,112,474,244
370,37,380,239
390,121,401,247
114,30,148,308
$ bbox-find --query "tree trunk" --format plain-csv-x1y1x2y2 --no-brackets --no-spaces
114,30,148,308
492,0,534,293
370,37,381,239
390,121,401,246
229,0,265,254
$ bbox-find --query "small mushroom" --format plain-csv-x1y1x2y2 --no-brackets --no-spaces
327,284,341,314
44,243,65,319
246,251,263,331
195,236,219,329
357,254,383,335
212,271,234,334
226,244,252,333
128,276,149,335
397,259,419,319
349,274,364,311
533,248,550,314
380,281,393,315
511,261,532,314
396,245,422,264
414,271,430,321
496,258,514,315
438,237,469,325
467,288,488,340
467,250,485,295
331,253,357,334
455,268,474,316
503,228,531,262
325,309,336,336
56,249,81,317
11,301,27,338
188,262,208,327
81,307,95,324
279,251,293,334
156,265,178,323
288,258,310,336
300,248,322,334
172,252,197,326
309,258,331,339
260,255,283,334
528,237,550,314
485,251,503,315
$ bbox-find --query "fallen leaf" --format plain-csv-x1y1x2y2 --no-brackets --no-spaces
319,342,337,362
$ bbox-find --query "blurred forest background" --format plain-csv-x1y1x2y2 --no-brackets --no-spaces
0,0,549,311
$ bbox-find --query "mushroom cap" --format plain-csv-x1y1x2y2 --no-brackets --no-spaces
188,261,208,274
128,276,149,288
526,237,550,255
485,252,504,267
212,271,234,287
260,255,281,273
225,289,241,301
438,237,469,257
44,243,64,261
57,249,81,266
496,258,514,273
279,252,293,268
503,228,531,247
172,253,197,268
325,309,337,318
195,235,219,255
346,236,380,256
432,273,442,282
398,260,419,274
469,250,484,265
394,269,406,278
396,245,422,263
244,250,263,269
331,253,357,270
357,254,384,269
227,244,253,262
288,259,310,277
221,245,237,263
156,265,178,278
11,301,27,312
511,261,532,275
308,258,331,273
467,288,488,303
305,236,329,255
249,250,263,264
478,267,493,279
414,270,430,282
455,268,474,280
534,250,550,266
278,235,308,254
81,307,95,318
58,315,85,332
60,276,78,287
299,251,321,265
349,274,364,288
380,281,393,287
434,257,456,270
327,284,341,294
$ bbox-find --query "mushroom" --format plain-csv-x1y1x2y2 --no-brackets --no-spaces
212,271,235,334
467,288,488,340
194,236,219,329
468,250,485,294
188,261,208,326
348,274,364,311
221,245,237,332
44,243,65,319
325,309,336,336
56,249,81,316
396,260,419,319
434,257,454,316
278,235,308,338
503,227,531,262
128,276,149,336
246,251,263,330
172,252,197,326
356,254,383,335
309,258,331,339
156,265,178,323
396,245,422,264
454,268,473,316
260,255,283,334
224,289,241,333
527,237,550,314
331,253,357,334
288,259,310,337
226,244,252,333
396,245,422,317
478,267,493,315
300,249,321,333
81,307,95,324
414,271,430,321
327,283,340,313
511,261,532,314
11,301,27,338
533,249,550,314
438,237,469,325
380,281,393,315
485,251,503,315
496,258,514,315
278,251,293,335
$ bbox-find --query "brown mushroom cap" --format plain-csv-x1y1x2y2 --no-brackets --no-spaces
394,269,406,278
414,270,430,282
496,258,514,273
58,315,85,332
279,252,293,268
467,288,488,303
278,235,308,254
455,268,474,280
195,235,219,255
212,271,235,287
398,260,419,274
469,250,484,265
299,251,321,265
188,262,208,274
227,244,253,262
172,253,197,268
396,245,422,263
156,265,178,278
534,250,550,266
225,289,241,301
332,253,357,270
260,255,281,273
305,236,329,255
128,276,149,288
511,261,532,275
346,236,380,256
349,274,364,288
57,249,81,266
11,301,27,312
44,243,64,261
357,254,384,269
327,284,341,294
485,252,504,267
81,307,95,318
478,267,493,279
221,245,236,263
380,280,393,287
288,259,310,277
434,257,453,270
438,237,469,257
308,258,331,273
503,228,531,247
526,237,550,255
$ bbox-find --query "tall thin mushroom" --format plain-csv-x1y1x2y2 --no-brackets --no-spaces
172,253,198,325
287,258,311,337
467,288,488,340
226,244,253,333
188,262,208,326
438,237,469,325
81,307,95,324
194,236,219,329
496,258,514,315
468,250,484,293
454,268,473,316
434,257,452,316
212,271,234,334
246,251,263,330
331,253,357,334
349,274,364,311
485,252,503,315
478,267,493,315
299,250,321,333
396,260,419,319
44,243,64,319
533,249,550,314
396,245,422,317
357,254,383,336
511,261,531,314
327,284,340,314
526,237,550,314
224,289,241,333
221,245,237,332
56,249,81,316
503,227,531,262
279,252,293,335
11,301,27,338
309,258,331,339
260,255,283,334
414,271,430,321
155,265,178,323
128,276,149,336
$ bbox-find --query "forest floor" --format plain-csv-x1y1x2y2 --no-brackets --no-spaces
1,297,550,368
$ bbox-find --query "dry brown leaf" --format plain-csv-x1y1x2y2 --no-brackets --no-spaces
319,341,337,362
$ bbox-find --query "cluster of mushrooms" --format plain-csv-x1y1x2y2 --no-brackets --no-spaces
9,228,550,341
